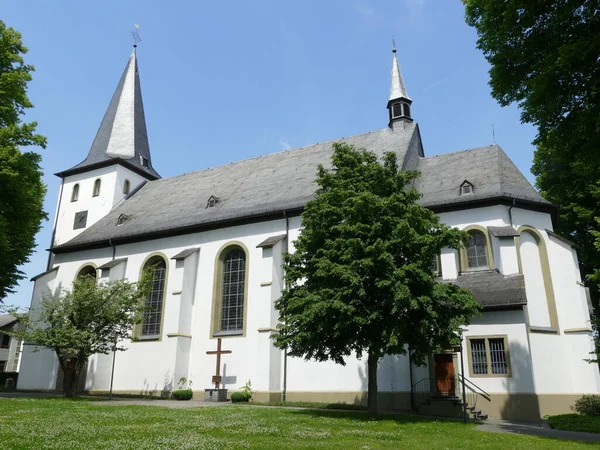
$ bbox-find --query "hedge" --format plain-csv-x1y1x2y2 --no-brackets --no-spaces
547,414,600,434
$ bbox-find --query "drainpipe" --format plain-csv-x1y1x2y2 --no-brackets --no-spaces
508,198,516,227
282,211,289,403
108,238,117,399
408,347,414,411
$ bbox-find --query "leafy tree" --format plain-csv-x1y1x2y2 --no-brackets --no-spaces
463,1,600,306
10,274,151,397
273,143,480,412
0,20,47,301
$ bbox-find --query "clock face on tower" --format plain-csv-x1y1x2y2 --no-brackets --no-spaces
73,210,88,230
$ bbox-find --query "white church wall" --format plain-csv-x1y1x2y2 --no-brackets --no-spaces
520,231,552,328
497,239,520,275
460,309,534,394
17,269,62,390
113,165,149,206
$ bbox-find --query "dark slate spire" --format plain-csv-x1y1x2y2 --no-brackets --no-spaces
387,45,413,127
56,47,160,179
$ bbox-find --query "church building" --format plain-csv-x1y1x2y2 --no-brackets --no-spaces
18,45,600,421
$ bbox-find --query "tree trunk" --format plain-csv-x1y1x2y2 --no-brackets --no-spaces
367,348,379,413
63,358,78,398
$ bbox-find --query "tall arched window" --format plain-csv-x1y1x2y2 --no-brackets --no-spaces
93,178,101,197
392,102,402,118
77,265,97,280
141,256,167,339
465,231,488,269
71,184,79,202
123,179,130,195
403,103,411,118
213,245,248,335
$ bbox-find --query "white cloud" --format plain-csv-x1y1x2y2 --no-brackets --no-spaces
356,4,375,17
404,0,425,17
280,140,292,150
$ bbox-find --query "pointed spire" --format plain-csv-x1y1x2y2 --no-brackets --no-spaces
56,47,160,179
389,47,411,102
387,42,413,127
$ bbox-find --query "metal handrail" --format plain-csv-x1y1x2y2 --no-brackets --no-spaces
458,373,491,400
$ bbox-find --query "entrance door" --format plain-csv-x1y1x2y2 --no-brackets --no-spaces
434,354,455,396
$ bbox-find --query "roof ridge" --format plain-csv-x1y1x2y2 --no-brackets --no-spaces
149,127,398,185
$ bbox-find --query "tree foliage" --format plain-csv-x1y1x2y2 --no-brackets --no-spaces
273,143,480,412
463,1,600,303
10,274,151,397
0,20,47,300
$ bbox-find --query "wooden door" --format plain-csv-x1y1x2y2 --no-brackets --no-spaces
434,354,455,396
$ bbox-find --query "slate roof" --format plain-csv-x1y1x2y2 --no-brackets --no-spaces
56,49,160,180
52,124,552,253
389,51,411,102
488,226,520,237
450,270,527,310
256,234,287,248
415,145,551,208
0,314,18,330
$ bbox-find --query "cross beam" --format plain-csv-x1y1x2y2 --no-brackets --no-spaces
206,337,232,389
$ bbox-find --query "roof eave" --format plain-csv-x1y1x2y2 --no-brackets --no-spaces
55,159,160,180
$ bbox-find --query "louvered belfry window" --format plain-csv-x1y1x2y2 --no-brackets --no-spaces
141,258,167,338
469,336,509,376
466,232,488,269
220,248,246,332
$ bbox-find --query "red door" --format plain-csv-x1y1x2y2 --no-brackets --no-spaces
434,354,455,396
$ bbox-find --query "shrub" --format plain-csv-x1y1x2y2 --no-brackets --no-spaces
572,395,600,416
547,413,600,434
172,389,193,401
231,392,251,403
0,372,18,387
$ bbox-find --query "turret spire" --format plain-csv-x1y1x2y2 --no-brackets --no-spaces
387,43,413,127
56,47,160,179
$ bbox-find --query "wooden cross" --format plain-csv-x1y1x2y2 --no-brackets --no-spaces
206,338,232,389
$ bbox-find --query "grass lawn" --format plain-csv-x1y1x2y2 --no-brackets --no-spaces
0,398,596,449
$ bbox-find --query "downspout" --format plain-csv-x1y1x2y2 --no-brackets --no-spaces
282,210,289,403
408,347,414,411
508,198,516,227
108,238,117,399
46,178,65,270
109,239,116,261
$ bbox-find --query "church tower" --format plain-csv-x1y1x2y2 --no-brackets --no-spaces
387,46,412,128
50,46,159,249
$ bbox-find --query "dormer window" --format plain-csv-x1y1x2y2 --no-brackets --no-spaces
206,195,220,208
93,178,101,197
71,184,79,202
460,180,474,195
392,102,403,118
116,214,130,226
123,179,131,195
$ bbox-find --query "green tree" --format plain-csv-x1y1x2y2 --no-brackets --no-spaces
463,1,600,305
10,274,151,397
273,143,480,413
0,20,47,301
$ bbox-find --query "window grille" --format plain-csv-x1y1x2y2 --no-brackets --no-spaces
466,232,488,269
469,336,510,376
141,259,166,338
461,184,473,195
220,249,246,332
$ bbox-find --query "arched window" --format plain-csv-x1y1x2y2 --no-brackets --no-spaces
465,231,488,269
213,245,247,335
71,184,79,202
392,102,403,118
77,265,97,280
93,178,101,197
123,179,130,195
402,103,411,118
141,256,167,339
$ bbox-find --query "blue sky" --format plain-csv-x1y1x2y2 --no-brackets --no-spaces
3,0,537,308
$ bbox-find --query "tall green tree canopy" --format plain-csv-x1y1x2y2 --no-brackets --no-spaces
0,20,47,300
463,0,600,301
10,275,151,397
273,143,480,412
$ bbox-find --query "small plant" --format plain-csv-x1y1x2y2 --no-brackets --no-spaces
172,377,193,401
572,394,600,416
231,380,252,403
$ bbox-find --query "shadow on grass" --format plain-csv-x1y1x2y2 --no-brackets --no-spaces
286,407,469,425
